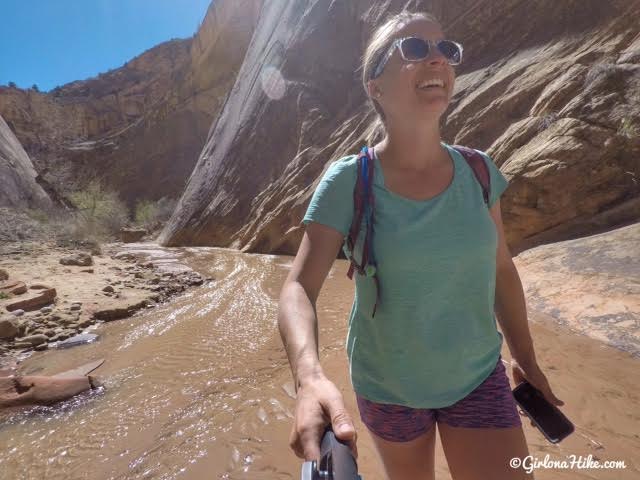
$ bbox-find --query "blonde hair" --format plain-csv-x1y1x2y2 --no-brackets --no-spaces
361,11,442,140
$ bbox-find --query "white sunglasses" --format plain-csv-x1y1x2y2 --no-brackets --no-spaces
372,37,463,78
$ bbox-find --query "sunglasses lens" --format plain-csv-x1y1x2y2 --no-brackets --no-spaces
438,40,462,65
400,37,429,61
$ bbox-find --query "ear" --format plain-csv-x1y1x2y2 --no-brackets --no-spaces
367,80,380,99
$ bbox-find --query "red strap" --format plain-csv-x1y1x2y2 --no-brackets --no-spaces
451,145,491,205
346,150,372,278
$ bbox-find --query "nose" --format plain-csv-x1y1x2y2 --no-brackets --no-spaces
425,40,447,65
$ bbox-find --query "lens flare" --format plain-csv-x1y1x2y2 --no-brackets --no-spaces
260,66,286,100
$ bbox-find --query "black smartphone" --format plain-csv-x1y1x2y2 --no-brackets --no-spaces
512,380,574,443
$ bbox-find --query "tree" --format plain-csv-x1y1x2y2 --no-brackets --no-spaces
31,84,39,92
8,81,16,88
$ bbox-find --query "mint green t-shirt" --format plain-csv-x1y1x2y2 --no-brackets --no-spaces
301,142,510,408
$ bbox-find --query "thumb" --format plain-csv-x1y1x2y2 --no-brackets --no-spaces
333,414,356,439
325,397,356,440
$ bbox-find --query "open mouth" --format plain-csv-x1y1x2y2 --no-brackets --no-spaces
416,78,446,91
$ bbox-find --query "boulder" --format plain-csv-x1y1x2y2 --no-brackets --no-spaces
5,288,56,312
60,252,93,266
0,317,18,339
113,252,136,262
0,375,93,407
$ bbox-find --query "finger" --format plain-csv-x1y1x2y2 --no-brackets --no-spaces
292,421,323,461
536,377,564,407
289,425,311,460
545,384,565,406
544,386,565,407
300,427,323,461
511,363,525,385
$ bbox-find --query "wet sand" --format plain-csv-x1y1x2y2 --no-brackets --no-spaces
0,246,638,479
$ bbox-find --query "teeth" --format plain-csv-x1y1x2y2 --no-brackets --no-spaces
418,78,444,88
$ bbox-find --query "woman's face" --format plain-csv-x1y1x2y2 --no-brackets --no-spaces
368,19,456,126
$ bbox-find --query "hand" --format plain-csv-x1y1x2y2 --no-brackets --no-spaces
289,375,358,462
512,359,564,426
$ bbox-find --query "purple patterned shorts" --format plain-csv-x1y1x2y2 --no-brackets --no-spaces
356,355,522,442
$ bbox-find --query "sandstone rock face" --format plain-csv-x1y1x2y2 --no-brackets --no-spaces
0,114,52,210
160,0,640,256
0,0,263,206
513,221,640,357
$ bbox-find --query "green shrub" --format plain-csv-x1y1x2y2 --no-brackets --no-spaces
618,117,638,139
134,197,177,231
68,179,128,238
24,208,49,223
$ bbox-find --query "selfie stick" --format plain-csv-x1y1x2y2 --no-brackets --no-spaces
301,425,363,480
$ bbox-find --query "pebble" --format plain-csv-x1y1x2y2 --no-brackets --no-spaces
40,306,53,314
12,309,25,317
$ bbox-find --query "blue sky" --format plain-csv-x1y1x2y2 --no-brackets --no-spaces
0,0,212,92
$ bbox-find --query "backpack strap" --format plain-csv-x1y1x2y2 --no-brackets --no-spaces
450,145,491,206
345,146,380,318
344,144,490,319
346,147,372,279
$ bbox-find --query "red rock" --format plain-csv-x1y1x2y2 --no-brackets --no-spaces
5,288,56,312
0,375,93,408
1,280,27,295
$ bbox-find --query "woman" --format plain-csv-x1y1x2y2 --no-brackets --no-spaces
278,10,563,480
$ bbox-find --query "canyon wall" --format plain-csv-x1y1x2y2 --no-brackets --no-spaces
0,0,263,207
0,114,52,210
159,0,640,256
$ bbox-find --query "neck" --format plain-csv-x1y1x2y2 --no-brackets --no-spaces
375,117,446,171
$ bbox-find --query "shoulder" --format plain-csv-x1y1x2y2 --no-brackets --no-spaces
449,144,501,175
320,154,359,183
448,143,493,163
328,154,358,173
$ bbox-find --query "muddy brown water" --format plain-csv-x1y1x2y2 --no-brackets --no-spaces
0,245,638,479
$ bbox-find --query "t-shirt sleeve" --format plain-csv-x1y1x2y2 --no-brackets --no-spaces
301,156,357,237
477,150,509,208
